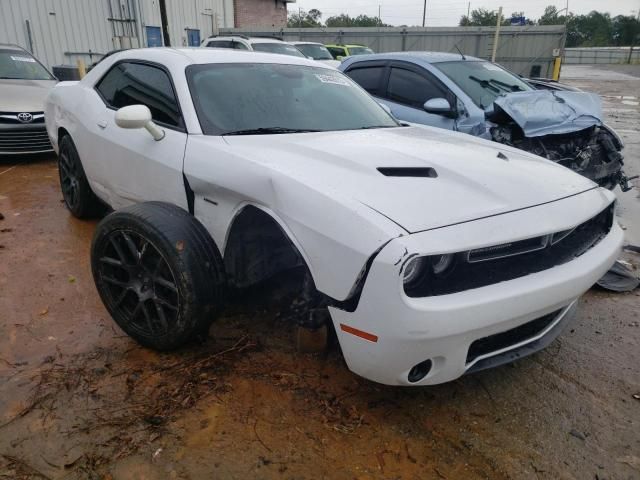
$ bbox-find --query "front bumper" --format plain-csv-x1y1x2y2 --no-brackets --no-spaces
328,190,623,386
0,122,53,155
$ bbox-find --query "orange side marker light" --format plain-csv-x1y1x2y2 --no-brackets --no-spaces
340,324,378,343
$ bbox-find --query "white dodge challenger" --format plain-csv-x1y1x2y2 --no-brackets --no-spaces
45,48,622,386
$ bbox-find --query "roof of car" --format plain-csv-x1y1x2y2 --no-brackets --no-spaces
206,36,284,44
107,47,330,68
343,51,483,64
325,44,368,48
291,41,324,46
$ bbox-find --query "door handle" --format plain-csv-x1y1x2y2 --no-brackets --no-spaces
97,120,108,129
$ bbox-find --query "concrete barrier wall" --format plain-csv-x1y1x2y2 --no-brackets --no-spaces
219,25,566,78
564,47,640,65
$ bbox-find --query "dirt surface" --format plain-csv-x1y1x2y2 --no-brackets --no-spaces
1,65,639,480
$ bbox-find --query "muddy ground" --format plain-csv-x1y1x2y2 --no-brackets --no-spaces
0,64,639,480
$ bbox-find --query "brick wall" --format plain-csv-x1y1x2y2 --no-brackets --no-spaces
234,0,287,28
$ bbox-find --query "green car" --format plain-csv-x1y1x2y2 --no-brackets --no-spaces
325,44,374,60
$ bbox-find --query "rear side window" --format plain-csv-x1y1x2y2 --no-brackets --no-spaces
344,66,385,96
206,40,249,50
327,46,346,58
387,67,446,109
95,62,183,128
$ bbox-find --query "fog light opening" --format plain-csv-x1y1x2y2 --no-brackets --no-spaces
407,359,433,383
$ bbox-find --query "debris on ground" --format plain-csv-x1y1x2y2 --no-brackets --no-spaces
597,260,640,292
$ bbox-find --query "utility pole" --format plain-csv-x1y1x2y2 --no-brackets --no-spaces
628,6,640,64
467,2,470,19
299,7,302,28
491,6,502,62
378,4,381,26
422,0,427,27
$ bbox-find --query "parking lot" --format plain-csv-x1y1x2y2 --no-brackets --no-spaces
0,64,639,480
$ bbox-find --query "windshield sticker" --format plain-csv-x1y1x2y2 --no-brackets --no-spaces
314,74,351,86
482,63,502,71
11,56,36,63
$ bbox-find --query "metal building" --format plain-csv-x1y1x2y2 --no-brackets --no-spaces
0,0,234,69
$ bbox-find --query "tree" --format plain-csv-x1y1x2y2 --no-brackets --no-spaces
325,14,391,28
538,6,565,25
459,8,510,27
287,8,322,28
612,14,640,46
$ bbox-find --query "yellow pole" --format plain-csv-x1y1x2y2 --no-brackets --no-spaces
552,56,562,81
491,7,502,63
76,59,87,79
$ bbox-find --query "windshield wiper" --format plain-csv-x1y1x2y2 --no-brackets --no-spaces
488,78,524,92
358,125,398,130
222,127,321,136
468,75,502,93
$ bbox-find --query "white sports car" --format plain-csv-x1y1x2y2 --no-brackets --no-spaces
45,48,622,386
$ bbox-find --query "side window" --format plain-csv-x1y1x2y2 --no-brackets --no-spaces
96,62,182,128
344,66,385,96
327,47,345,58
387,67,446,109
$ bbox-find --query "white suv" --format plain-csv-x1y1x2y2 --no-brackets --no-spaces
202,35,305,58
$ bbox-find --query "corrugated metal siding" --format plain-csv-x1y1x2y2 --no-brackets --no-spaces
221,26,566,77
0,0,233,69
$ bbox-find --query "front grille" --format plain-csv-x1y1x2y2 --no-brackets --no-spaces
466,309,561,364
0,128,52,153
0,112,45,124
405,203,614,297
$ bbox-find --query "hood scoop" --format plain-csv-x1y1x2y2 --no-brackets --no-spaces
377,167,438,178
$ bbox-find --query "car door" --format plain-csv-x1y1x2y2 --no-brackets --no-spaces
382,63,457,130
90,60,188,209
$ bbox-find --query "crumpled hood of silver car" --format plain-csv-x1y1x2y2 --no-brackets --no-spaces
223,126,596,233
0,79,57,112
493,90,603,137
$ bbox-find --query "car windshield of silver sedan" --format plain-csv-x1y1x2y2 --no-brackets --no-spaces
251,43,306,57
435,60,532,110
295,44,334,60
0,49,54,80
187,63,400,135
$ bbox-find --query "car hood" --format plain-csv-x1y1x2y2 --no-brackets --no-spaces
493,90,603,137
223,126,596,233
0,79,57,112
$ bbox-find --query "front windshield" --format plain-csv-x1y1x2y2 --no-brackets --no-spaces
0,49,54,80
349,47,374,56
294,44,333,60
251,43,306,57
187,63,399,135
435,60,532,109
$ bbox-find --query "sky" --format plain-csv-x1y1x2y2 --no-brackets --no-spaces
290,0,640,27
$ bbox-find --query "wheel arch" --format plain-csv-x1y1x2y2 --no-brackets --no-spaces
221,203,317,290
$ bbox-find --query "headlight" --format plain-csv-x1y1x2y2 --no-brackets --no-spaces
403,257,427,286
431,254,454,275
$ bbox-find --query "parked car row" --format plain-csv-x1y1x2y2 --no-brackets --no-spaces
41,47,623,386
201,35,373,65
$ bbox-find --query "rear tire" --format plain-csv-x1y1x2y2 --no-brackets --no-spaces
91,202,226,350
58,135,103,218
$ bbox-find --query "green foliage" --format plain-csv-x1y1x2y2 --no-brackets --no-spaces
287,8,322,28
325,14,392,28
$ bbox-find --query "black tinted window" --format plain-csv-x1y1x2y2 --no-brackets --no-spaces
96,62,182,128
345,66,385,95
206,40,248,50
387,67,445,108
327,47,345,58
